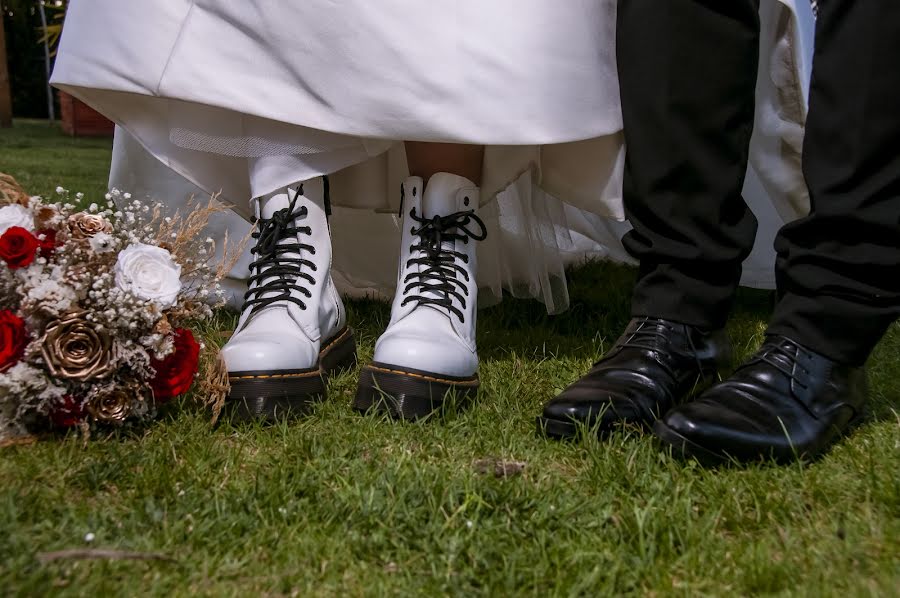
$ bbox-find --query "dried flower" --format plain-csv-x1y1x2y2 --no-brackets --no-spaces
0,204,34,234
1,181,227,437
33,204,62,231
153,316,173,337
0,173,31,206
88,232,115,253
49,395,86,428
36,229,58,258
86,388,132,424
67,213,112,239
40,311,114,381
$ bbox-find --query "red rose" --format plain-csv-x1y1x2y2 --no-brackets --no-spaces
50,395,86,428
37,228,58,258
0,226,40,269
0,310,27,372
149,328,201,402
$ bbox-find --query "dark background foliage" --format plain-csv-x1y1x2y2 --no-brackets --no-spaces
3,0,59,119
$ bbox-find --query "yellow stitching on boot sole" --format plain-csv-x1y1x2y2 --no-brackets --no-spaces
229,371,321,381
319,326,352,358
365,365,479,386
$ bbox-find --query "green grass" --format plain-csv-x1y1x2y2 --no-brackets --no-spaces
1,120,898,596
1,119,113,201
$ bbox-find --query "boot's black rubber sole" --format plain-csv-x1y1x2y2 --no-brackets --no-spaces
224,326,357,423
353,362,479,420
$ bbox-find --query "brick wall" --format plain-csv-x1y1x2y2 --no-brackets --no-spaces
59,91,114,137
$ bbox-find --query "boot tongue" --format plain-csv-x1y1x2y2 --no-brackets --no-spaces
260,190,294,220
422,173,474,218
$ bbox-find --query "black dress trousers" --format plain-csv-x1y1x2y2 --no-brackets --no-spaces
616,0,900,365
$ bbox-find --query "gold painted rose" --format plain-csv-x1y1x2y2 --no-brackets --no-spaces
86,387,136,424
67,213,112,239
40,311,114,381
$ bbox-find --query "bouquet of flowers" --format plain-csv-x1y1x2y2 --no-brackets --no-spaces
0,174,230,440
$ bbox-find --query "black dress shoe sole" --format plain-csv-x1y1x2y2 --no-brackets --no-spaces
535,415,632,439
353,362,479,420
536,376,714,441
535,415,583,439
223,327,357,424
653,411,869,466
535,412,653,440
651,419,729,465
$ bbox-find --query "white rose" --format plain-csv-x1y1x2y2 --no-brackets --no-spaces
114,243,182,308
0,204,34,235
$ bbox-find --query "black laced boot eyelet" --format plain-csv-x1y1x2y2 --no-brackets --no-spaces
242,191,321,315
400,206,486,319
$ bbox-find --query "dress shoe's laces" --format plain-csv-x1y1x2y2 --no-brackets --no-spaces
620,317,677,352
619,316,707,374
402,207,487,322
756,339,810,389
244,185,317,313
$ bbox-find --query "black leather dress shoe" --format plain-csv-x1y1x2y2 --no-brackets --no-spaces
653,335,868,464
538,316,731,439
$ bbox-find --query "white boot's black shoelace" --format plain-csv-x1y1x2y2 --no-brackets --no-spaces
402,207,487,322
244,185,317,313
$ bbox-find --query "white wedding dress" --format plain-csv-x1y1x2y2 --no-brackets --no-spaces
51,0,815,312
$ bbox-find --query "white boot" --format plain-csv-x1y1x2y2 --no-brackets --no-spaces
354,173,486,419
222,177,356,421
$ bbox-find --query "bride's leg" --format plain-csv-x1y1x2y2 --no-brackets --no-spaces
354,142,488,419
404,141,484,184
220,157,356,422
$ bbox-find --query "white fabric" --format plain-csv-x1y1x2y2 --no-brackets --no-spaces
53,0,815,313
